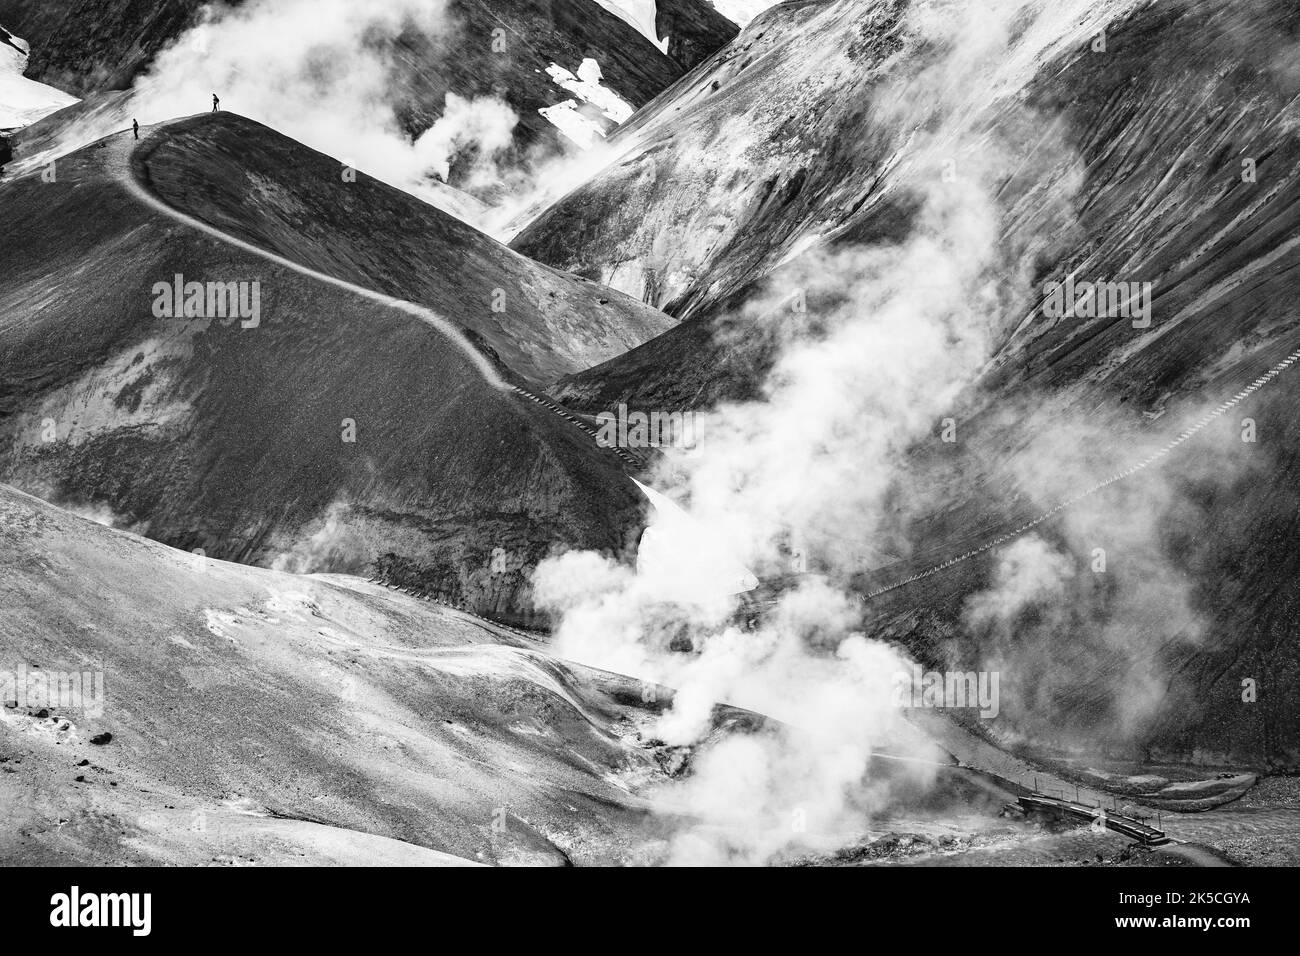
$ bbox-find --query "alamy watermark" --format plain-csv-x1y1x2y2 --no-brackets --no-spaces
892,666,999,718
50,886,150,936
1042,275,1152,329
1,665,105,718
151,274,261,328
595,403,697,450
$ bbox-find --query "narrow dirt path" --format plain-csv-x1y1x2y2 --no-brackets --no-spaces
121,117,645,474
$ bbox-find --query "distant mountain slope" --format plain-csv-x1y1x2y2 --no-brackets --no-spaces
0,0,737,170
709,0,785,26
510,0,861,317
134,113,673,385
1,483,1000,866
538,0,1300,768
0,0,194,92
0,123,646,625
0,22,77,130
656,0,741,68
389,0,734,163
0,484,680,865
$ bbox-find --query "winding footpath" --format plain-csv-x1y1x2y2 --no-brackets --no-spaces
121,120,641,471
123,123,508,390
117,119,1295,612
115,119,643,630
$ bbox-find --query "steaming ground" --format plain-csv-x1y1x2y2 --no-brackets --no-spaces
4,0,1299,867
0,482,1122,867
531,0,1300,777
8,478,1267,866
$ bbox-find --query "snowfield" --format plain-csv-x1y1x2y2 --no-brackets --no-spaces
0,25,76,131
540,58,636,149
592,0,670,53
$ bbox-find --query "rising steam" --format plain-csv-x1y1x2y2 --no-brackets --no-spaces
532,0,1144,864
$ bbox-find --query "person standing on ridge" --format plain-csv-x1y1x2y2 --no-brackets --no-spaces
132,119,139,140
212,93,220,112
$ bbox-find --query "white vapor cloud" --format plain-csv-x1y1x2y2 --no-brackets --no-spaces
530,0,1127,864
132,0,520,227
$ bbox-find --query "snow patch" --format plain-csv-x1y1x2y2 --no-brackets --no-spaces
709,0,782,26
633,478,759,601
540,59,635,150
589,0,670,54
0,26,29,59
547,60,635,123
0,26,77,130
539,100,607,150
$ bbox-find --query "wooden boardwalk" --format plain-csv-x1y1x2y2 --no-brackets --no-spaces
1018,794,1169,845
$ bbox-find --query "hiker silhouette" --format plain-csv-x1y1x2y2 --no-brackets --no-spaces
132,119,139,140
212,94,220,112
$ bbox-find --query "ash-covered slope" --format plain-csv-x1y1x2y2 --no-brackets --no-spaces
0,0,736,171
511,0,870,317
536,0,1300,768
0,484,679,865
656,0,742,70
386,0,735,165
863,0,1300,770
0,123,645,625
0,0,192,92
134,113,673,384
3,484,1024,867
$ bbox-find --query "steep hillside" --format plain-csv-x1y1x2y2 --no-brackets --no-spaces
134,113,673,384
388,0,734,165
511,0,879,317
0,0,194,92
0,484,686,865
0,0,736,174
657,0,741,69
0,122,648,625
858,0,1300,770
537,0,1300,768
0,21,77,130
2,483,1095,867
3,89,147,180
